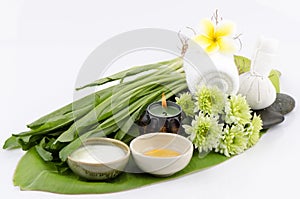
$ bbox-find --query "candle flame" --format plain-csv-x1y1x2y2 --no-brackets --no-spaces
162,93,167,108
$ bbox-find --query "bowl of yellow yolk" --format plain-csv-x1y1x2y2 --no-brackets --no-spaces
130,132,193,177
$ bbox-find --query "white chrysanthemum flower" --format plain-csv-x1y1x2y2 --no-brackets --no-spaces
246,114,263,148
216,124,248,157
183,112,223,154
194,85,226,116
175,92,195,117
225,94,252,125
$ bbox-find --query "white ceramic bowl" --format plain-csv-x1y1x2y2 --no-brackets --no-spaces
130,133,193,177
67,137,130,181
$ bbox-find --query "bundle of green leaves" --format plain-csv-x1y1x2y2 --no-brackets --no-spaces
4,58,187,164
176,86,262,157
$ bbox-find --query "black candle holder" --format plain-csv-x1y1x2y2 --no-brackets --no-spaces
137,101,183,134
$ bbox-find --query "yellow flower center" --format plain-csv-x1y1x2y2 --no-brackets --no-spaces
211,36,218,43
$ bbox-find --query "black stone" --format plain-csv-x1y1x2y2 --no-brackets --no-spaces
254,109,285,129
268,93,296,115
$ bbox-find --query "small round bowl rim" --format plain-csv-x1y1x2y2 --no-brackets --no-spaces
67,137,130,166
130,132,193,160
147,101,182,118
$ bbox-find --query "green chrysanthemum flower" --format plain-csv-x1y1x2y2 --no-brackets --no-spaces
183,112,223,153
246,114,263,148
175,92,195,117
225,94,252,125
195,86,226,115
216,124,248,157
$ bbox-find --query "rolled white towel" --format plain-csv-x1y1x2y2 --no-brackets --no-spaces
184,53,239,95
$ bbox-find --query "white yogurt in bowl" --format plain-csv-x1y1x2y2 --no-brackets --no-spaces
70,145,126,164
67,137,130,181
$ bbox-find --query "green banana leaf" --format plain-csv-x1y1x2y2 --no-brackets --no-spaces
14,147,229,194
268,69,281,93
234,55,251,75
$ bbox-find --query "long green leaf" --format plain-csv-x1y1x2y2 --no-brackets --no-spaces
14,104,94,138
35,138,53,162
27,86,112,129
3,136,20,149
75,58,181,90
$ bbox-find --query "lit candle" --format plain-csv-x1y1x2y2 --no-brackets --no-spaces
147,93,181,118
140,93,182,134
147,101,181,117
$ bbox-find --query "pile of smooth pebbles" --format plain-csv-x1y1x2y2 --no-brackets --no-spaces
254,93,295,129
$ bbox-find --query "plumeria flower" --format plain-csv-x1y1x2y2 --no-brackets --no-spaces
194,18,237,54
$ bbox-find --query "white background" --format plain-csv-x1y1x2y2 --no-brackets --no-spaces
1,0,299,199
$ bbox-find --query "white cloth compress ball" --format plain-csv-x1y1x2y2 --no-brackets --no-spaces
239,72,276,110
238,36,279,110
